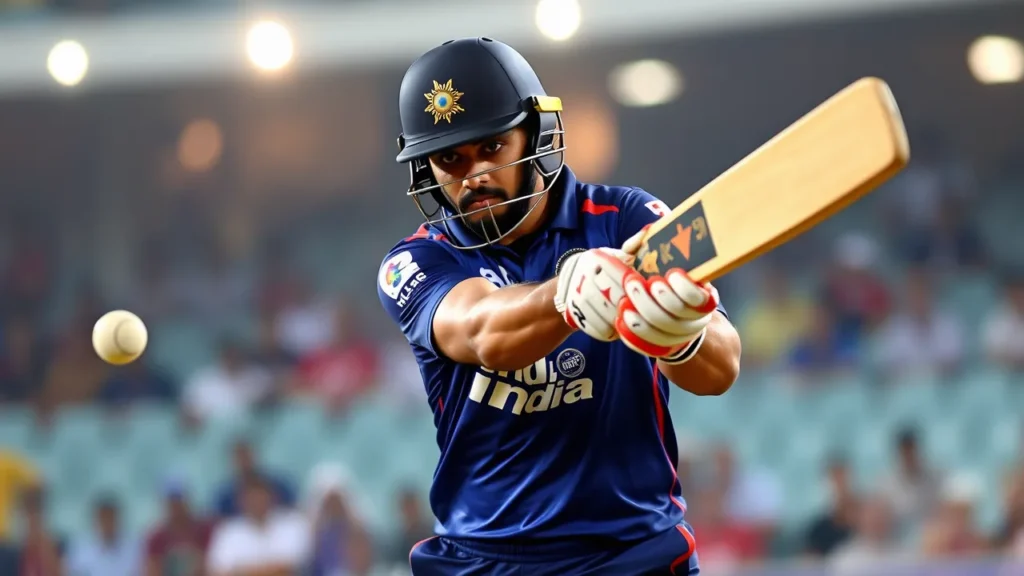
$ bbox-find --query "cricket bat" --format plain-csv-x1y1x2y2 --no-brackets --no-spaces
632,77,910,282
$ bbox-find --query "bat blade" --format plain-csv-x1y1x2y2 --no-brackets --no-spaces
633,77,910,282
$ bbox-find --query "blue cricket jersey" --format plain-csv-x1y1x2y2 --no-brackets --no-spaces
377,166,727,545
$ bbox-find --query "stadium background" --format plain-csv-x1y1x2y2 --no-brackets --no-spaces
0,0,1023,574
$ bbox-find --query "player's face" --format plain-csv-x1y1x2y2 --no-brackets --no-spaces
429,127,536,239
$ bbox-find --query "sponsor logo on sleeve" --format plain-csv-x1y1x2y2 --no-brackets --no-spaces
380,251,427,307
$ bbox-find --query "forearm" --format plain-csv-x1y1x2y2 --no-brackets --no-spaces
465,279,574,370
658,312,741,395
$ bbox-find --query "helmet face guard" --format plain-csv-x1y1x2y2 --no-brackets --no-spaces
399,96,566,250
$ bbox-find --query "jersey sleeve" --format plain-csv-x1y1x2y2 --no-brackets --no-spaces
617,187,729,319
377,240,475,356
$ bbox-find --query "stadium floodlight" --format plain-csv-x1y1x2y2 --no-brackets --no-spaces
968,35,1023,85
535,0,581,42
247,20,294,71
47,40,89,87
608,59,683,108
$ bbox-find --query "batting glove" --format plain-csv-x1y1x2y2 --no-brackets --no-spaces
554,247,632,342
613,228,719,363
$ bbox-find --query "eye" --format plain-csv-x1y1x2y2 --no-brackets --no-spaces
482,140,503,154
437,152,460,165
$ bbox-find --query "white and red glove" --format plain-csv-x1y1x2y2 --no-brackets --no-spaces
613,228,720,363
553,247,632,342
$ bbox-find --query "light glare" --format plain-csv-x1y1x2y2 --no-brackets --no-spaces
247,20,294,71
47,40,89,87
608,60,683,107
967,35,1023,84
535,0,581,42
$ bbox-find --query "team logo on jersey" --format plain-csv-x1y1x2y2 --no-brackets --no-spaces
468,351,592,416
379,251,426,306
424,79,465,124
556,348,586,378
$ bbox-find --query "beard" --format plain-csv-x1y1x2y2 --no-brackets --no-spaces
456,163,539,242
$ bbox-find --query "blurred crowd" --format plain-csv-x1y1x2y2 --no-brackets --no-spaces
679,426,1024,574
0,438,432,575
0,124,1020,576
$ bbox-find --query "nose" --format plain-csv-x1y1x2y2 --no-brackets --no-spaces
461,162,491,190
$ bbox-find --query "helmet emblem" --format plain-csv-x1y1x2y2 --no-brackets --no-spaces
424,79,465,124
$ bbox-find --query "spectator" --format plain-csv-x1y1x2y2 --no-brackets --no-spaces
274,280,337,358
980,271,1024,372
737,266,815,369
688,485,764,572
873,268,964,380
181,339,275,422
0,226,52,321
820,233,890,340
378,338,427,411
167,249,252,332
213,439,296,518
920,472,988,558
206,475,310,576
386,487,432,567
878,427,943,537
995,464,1024,552
127,242,175,324
0,313,48,404
13,486,65,576
97,361,177,411
712,444,783,541
145,479,214,576
0,448,38,541
882,127,976,245
785,302,859,379
65,496,143,576
252,312,298,390
903,198,986,273
830,493,911,575
804,457,857,558
292,303,380,414
39,318,110,411
305,467,374,576
675,435,707,496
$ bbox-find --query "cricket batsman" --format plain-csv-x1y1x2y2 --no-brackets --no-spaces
377,37,742,575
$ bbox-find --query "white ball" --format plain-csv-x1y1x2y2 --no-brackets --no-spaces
92,310,148,365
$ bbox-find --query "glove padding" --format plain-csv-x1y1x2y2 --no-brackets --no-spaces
613,228,720,361
554,248,632,342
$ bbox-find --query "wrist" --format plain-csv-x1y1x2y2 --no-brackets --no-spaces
659,327,707,364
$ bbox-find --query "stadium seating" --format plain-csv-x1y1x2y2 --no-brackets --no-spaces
2,362,1019,545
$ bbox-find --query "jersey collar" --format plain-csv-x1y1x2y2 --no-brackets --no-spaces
545,165,580,231
434,165,580,247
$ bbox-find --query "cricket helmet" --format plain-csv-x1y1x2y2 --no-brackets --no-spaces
396,37,565,249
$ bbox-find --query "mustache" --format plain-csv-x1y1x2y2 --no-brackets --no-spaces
458,187,510,213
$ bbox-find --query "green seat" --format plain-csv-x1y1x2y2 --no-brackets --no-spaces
259,401,327,475
880,378,943,430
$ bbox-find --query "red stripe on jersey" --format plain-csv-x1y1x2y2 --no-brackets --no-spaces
669,524,697,573
408,536,437,569
652,365,688,516
405,224,430,241
581,199,619,215
404,224,448,243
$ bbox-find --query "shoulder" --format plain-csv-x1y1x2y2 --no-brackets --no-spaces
574,182,670,216
574,180,671,245
379,225,460,271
